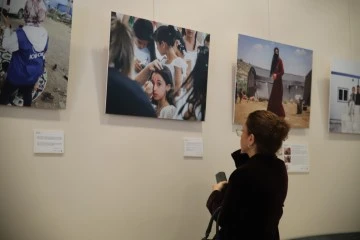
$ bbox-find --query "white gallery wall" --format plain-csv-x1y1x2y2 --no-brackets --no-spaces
0,0,360,239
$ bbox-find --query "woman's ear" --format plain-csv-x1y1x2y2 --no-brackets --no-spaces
248,133,255,146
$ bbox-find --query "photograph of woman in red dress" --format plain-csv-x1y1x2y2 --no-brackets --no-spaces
267,47,285,118
234,34,313,128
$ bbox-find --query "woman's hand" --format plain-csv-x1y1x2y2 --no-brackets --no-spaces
212,181,228,191
272,73,277,80
134,59,143,73
146,59,162,71
143,81,153,98
1,13,10,28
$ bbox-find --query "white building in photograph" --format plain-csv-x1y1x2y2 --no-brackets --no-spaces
329,72,359,121
329,59,360,134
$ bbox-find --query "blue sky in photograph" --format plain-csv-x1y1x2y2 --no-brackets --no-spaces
237,34,313,76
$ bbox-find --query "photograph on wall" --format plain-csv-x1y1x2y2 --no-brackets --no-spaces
106,12,210,121
234,34,313,128
329,59,360,134
0,0,73,109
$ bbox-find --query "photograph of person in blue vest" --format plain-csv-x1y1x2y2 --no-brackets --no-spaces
106,12,210,121
0,0,73,109
234,34,313,128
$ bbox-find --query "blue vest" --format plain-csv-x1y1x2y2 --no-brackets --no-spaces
7,28,48,86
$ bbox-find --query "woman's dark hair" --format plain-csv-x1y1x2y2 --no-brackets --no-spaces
153,25,177,47
182,28,198,50
246,110,290,155
109,19,134,76
133,18,156,61
177,46,209,121
150,65,175,106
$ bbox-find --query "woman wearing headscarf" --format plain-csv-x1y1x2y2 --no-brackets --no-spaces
267,47,285,117
0,0,49,107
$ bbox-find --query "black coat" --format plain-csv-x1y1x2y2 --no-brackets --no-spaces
206,150,288,240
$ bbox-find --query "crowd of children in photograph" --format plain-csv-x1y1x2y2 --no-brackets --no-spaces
106,13,210,121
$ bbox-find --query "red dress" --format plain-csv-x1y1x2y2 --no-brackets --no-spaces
267,58,285,117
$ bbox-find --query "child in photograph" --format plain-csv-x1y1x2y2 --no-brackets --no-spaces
348,86,356,121
267,47,285,118
284,155,291,163
152,25,187,95
0,0,48,107
284,147,291,155
238,88,244,103
132,19,156,76
174,29,191,79
182,28,201,72
149,66,176,119
174,46,209,121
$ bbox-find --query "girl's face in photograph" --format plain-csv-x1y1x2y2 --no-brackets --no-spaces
156,41,166,55
151,73,170,101
185,29,195,37
135,38,149,49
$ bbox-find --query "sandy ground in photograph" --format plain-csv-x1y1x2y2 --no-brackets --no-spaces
3,16,71,109
234,100,310,128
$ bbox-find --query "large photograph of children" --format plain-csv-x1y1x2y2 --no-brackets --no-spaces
0,0,72,109
234,34,313,128
329,60,360,134
106,12,210,121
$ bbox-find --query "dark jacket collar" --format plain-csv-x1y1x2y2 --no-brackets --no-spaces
231,149,249,168
232,149,277,168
